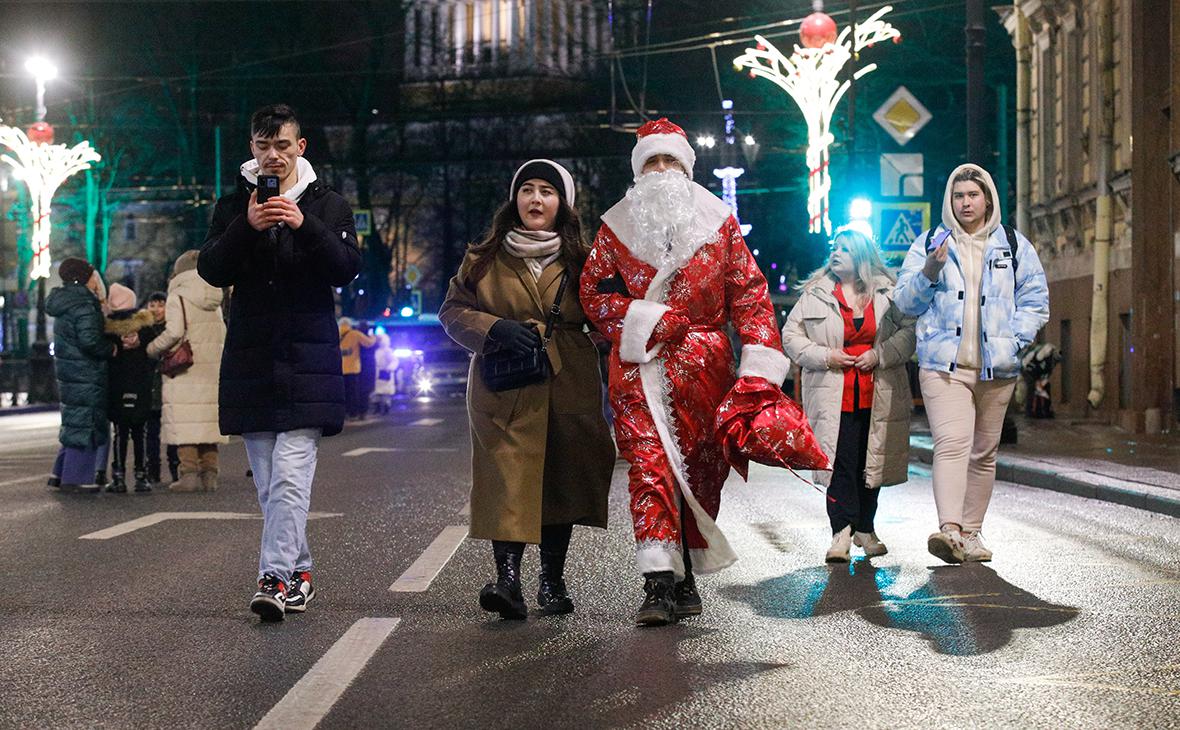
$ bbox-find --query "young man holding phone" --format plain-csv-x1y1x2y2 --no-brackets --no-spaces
198,104,362,621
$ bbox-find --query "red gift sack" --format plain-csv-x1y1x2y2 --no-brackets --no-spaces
715,377,831,480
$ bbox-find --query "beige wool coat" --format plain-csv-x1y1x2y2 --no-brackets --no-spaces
782,276,915,488
147,269,228,446
440,248,615,544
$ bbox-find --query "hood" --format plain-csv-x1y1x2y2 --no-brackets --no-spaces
105,309,154,336
239,156,318,203
338,319,353,336
170,269,224,312
942,163,1002,238
46,282,98,318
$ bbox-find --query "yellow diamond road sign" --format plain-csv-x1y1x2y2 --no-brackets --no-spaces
873,86,931,147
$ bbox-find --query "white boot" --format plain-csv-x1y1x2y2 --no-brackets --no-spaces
825,526,852,563
962,531,993,562
853,531,888,557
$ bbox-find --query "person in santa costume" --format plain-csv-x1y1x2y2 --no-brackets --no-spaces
580,118,790,626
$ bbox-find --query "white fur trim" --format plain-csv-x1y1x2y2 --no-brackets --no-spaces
632,133,696,180
737,344,791,385
619,300,669,364
636,539,686,579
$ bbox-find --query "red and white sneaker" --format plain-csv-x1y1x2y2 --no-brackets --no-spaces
250,574,287,622
285,571,316,613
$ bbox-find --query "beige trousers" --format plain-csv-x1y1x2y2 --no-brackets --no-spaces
919,367,1016,532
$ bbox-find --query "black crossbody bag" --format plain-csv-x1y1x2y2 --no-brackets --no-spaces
481,270,570,392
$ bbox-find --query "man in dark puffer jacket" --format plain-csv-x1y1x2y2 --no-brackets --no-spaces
46,257,112,493
198,104,361,622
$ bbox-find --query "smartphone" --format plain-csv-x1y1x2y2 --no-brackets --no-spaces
257,174,280,203
927,228,951,253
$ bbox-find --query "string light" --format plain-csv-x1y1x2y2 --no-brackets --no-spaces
733,6,900,236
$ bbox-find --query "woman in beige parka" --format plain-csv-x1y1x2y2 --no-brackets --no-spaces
782,225,915,563
147,250,228,492
440,159,614,621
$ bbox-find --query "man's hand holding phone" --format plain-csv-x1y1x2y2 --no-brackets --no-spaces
922,234,949,284
247,174,304,232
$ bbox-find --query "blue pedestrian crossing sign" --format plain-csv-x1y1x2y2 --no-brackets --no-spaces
875,203,930,259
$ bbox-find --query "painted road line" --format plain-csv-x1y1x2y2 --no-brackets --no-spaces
388,525,468,592
342,447,458,457
254,617,400,730
79,511,343,540
0,473,54,489
408,418,444,426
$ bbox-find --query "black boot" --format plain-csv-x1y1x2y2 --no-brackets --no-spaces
479,541,527,620
635,571,678,627
94,470,108,488
537,549,574,616
133,469,151,493
106,470,127,494
674,546,702,618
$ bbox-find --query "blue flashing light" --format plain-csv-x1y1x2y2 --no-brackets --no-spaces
374,325,387,336
400,306,415,318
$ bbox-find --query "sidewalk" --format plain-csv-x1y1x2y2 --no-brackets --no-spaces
910,414,1180,518
0,403,58,417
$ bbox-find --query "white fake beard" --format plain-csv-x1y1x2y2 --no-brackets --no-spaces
623,170,716,269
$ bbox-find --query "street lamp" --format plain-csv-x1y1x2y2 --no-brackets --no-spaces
0,56,101,403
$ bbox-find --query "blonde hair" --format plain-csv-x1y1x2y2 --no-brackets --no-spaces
798,227,894,294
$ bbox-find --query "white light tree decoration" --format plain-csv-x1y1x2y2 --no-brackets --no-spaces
0,125,101,280
734,6,900,236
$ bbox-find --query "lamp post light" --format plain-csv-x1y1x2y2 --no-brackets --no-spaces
0,57,102,403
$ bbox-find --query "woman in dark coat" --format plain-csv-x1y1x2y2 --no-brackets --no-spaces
46,257,112,492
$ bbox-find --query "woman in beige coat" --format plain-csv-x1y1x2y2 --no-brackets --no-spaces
440,159,614,621
147,250,228,491
782,225,915,563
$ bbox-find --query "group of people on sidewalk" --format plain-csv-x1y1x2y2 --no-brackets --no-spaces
443,121,1048,627
46,251,227,495
42,103,1049,628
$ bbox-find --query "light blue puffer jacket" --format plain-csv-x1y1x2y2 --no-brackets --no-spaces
894,164,1049,380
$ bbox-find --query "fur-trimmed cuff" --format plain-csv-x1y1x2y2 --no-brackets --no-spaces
619,300,670,364
737,343,791,385
636,539,686,580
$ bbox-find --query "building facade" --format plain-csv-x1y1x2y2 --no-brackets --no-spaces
1001,0,1179,432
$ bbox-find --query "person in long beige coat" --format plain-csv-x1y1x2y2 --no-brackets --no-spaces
782,225,915,563
440,159,614,621
147,250,228,492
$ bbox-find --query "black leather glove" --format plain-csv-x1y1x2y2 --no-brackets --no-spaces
488,319,542,356
596,274,631,297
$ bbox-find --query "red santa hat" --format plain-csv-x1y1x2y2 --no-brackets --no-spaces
631,118,695,180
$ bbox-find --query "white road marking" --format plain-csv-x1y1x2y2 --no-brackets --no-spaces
0,473,53,488
253,617,400,730
388,525,468,592
342,447,458,457
78,511,343,540
408,418,444,426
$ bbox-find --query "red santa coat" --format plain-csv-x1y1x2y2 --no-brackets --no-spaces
580,182,789,578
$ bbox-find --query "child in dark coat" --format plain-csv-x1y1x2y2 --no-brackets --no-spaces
104,283,158,493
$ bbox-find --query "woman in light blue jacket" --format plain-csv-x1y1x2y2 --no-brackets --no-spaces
894,164,1048,564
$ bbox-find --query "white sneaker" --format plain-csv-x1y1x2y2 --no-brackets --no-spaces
963,531,993,562
825,526,852,563
853,531,888,557
927,525,966,564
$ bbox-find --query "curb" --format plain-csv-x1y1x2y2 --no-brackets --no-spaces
910,439,1180,519
0,404,58,418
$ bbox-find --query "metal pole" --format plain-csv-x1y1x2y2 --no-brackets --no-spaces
214,125,222,200
996,84,1009,219
965,0,986,162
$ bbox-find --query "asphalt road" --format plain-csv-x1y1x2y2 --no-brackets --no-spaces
1,398,1178,729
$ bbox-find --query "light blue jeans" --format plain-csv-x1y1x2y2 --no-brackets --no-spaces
244,429,321,582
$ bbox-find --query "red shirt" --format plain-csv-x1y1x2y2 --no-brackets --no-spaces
833,285,876,412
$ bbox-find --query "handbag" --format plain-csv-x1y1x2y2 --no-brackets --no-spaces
481,269,570,392
160,297,194,378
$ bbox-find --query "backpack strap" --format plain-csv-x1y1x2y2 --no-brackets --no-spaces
1003,225,1019,279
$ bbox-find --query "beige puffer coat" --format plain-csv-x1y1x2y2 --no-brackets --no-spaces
782,276,915,488
147,269,228,445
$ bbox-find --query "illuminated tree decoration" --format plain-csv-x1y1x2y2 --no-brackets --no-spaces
734,6,900,236
0,124,101,280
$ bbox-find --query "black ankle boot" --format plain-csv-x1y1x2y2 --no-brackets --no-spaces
479,541,527,620
106,471,127,494
94,470,108,488
133,470,151,493
635,571,678,627
675,547,702,617
537,549,574,616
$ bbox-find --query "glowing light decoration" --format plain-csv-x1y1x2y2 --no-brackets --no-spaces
734,6,900,236
711,100,753,237
0,125,101,280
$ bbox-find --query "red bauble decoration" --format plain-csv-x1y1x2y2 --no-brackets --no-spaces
27,121,54,144
799,12,837,48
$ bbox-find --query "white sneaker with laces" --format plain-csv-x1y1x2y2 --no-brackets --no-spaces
825,526,852,563
853,531,888,557
963,531,993,562
927,525,966,564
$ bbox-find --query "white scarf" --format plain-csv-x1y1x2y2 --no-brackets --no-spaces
504,228,561,281
239,157,318,203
